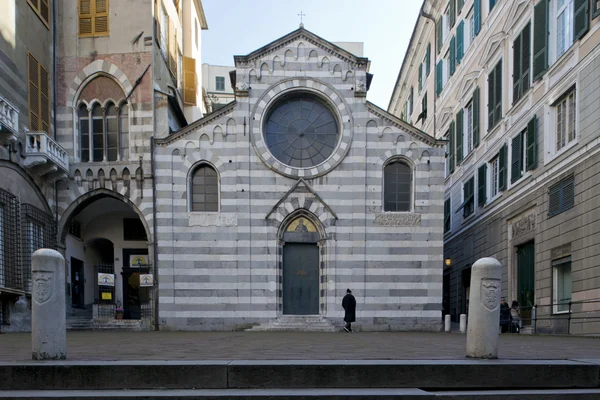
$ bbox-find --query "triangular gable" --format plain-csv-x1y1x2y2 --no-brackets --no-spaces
265,178,338,220
455,71,481,101
502,0,530,33
478,31,507,68
436,107,454,132
234,27,369,69
155,101,237,145
366,101,443,147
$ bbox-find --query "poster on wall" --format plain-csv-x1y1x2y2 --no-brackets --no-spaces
140,274,154,287
101,292,112,300
129,255,148,268
98,273,115,286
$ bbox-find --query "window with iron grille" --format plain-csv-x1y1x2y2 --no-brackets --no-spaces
384,161,412,212
191,164,219,212
548,175,575,217
0,299,9,325
69,220,82,239
21,204,56,293
0,189,21,292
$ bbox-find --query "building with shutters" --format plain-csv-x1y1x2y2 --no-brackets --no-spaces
0,0,208,332
201,64,236,113
389,0,600,335
0,0,65,332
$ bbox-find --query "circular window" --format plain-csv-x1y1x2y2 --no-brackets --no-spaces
264,94,339,168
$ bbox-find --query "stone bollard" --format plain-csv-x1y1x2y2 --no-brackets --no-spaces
32,249,66,360
466,257,501,359
460,314,467,333
444,315,451,332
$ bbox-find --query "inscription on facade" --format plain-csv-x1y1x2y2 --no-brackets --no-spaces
375,213,421,227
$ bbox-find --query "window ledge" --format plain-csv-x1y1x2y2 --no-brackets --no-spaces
509,88,532,115
483,121,503,142
485,193,503,208
374,212,421,227
459,150,476,166
545,140,579,167
552,310,571,315
188,212,237,227
509,173,532,191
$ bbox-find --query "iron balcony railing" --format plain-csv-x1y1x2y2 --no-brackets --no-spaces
518,299,600,335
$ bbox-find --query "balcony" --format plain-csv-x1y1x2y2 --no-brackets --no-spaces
0,94,19,146
24,131,69,182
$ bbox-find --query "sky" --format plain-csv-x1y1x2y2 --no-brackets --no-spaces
201,0,422,110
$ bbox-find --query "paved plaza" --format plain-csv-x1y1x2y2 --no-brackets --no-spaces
1,331,599,361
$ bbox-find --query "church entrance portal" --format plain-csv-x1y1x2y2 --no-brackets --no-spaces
282,216,321,315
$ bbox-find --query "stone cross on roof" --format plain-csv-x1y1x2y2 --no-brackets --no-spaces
298,11,306,28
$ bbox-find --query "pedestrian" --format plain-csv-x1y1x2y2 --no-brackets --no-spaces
510,300,521,333
342,288,356,332
499,297,510,333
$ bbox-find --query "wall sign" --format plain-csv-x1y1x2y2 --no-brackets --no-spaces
129,255,148,268
140,274,154,287
98,273,115,287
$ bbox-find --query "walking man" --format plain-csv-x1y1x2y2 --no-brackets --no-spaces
342,288,356,332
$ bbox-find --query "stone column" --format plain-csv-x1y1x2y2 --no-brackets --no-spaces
466,257,501,359
32,249,66,360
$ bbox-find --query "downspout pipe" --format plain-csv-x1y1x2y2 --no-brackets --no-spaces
420,8,437,137
52,0,59,229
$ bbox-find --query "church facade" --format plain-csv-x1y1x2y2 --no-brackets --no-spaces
154,28,446,331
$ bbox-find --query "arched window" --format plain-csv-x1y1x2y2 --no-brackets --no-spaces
191,164,218,212
78,100,130,162
91,104,104,162
384,160,412,212
105,103,118,161
119,104,129,161
78,104,90,162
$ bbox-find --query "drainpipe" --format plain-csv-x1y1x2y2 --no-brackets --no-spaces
53,0,59,227
420,6,437,137
150,136,159,331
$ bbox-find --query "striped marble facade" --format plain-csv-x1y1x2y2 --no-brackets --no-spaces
153,28,446,331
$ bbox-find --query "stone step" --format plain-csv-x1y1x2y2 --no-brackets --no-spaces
0,388,599,399
1,360,597,391
246,316,338,332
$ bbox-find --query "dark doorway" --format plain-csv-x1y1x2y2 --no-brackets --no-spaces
71,257,84,308
517,241,535,323
461,266,472,315
283,243,319,315
122,249,149,320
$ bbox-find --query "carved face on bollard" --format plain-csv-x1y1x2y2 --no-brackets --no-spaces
480,278,500,312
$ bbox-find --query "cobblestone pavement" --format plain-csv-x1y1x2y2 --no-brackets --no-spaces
1,331,599,361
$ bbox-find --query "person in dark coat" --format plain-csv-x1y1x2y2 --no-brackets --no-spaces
342,289,356,332
499,297,511,333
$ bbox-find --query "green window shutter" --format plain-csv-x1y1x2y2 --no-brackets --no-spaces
526,115,538,171
457,0,464,13
456,21,464,64
450,0,456,28
409,87,414,116
474,0,482,36
456,109,464,164
478,164,487,206
473,86,480,148
419,65,423,92
437,17,443,53
489,0,497,12
494,62,502,128
426,43,431,76
511,133,523,183
422,92,428,120
513,29,522,103
449,121,455,173
488,66,496,130
436,60,443,96
533,0,549,81
594,1,600,19
499,144,507,191
450,36,456,76
444,198,451,233
574,0,589,40
521,22,531,96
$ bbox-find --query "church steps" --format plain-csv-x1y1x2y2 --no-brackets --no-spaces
245,316,338,332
